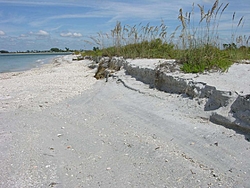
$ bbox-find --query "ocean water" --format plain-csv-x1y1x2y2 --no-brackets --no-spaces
0,53,71,73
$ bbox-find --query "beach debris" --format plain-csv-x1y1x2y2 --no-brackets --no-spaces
106,167,111,170
72,55,83,61
48,182,59,187
152,134,157,139
43,153,54,157
84,56,92,60
127,144,132,148
94,57,110,79
211,171,218,178
88,63,98,69
155,146,160,150
57,134,63,137
210,142,219,146
190,169,196,174
94,57,123,80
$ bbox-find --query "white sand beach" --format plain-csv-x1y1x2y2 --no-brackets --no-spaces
0,55,250,187
0,55,97,112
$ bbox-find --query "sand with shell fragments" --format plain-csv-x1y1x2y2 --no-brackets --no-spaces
0,55,250,187
0,55,97,112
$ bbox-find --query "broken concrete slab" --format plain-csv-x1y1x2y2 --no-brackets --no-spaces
103,57,250,130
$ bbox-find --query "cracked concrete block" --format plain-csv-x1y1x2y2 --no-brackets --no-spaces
97,57,250,130
231,95,250,127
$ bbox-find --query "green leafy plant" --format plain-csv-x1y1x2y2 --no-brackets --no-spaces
86,0,249,73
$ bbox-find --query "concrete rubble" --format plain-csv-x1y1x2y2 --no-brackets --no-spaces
96,56,250,130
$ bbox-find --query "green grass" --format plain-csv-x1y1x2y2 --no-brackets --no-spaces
101,39,176,59
85,0,249,73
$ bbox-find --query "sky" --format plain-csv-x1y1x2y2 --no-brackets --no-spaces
0,0,249,51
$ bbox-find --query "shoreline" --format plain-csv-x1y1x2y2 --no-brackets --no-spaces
1,54,249,128
1,55,250,187
0,52,73,55
0,55,97,112
0,52,73,74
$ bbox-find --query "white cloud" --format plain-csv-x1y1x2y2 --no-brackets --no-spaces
37,30,49,36
0,30,5,35
60,32,72,37
72,32,82,37
60,32,82,37
29,30,49,37
19,34,27,37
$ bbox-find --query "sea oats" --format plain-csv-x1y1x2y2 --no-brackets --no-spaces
237,16,244,27
211,0,219,16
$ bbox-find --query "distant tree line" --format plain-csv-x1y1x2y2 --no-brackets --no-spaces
0,50,9,53
0,47,78,53
50,47,74,52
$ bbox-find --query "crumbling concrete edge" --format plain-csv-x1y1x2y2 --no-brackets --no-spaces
98,57,250,130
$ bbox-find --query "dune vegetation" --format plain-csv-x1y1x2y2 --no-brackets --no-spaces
81,0,249,73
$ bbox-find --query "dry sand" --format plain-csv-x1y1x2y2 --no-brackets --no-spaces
0,55,97,112
0,55,250,187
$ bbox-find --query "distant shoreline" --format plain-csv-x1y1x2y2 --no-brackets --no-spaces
0,52,73,55
0,52,73,73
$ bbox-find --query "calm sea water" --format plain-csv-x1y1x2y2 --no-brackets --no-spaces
0,53,71,73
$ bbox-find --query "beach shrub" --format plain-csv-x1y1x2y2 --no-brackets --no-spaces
101,39,175,59
86,0,249,73
176,0,234,72
81,49,102,57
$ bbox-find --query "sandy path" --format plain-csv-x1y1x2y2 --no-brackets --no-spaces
1,71,250,187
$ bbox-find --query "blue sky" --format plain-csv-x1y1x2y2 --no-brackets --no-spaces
0,0,249,51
